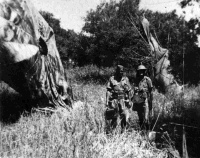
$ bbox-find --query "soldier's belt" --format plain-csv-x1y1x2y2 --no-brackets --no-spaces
112,92,125,99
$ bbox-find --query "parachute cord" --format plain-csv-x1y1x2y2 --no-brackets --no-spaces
182,18,186,136
128,12,149,47
182,21,185,94
127,13,152,57
152,98,165,131
170,123,200,130
25,53,40,77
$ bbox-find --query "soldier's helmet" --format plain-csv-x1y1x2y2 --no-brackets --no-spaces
116,65,124,72
137,64,147,71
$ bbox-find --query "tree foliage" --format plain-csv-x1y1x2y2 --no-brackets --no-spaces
82,0,200,84
83,0,146,68
40,0,200,84
142,10,200,83
180,0,200,8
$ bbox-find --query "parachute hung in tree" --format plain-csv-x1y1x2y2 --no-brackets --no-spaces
130,14,179,93
0,0,72,109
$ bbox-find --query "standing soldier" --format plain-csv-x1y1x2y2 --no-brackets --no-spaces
132,64,153,130
105,65,133,130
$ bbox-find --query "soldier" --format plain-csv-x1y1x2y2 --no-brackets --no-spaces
105,65,133,130
132,64,153,130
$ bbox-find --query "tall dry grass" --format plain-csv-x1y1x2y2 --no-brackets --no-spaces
1,82,176,158
1,65,200,157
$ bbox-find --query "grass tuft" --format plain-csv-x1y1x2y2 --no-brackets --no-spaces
1,65,200,157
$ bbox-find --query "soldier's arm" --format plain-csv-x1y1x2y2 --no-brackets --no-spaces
124,77,134,103
123,77,134,108
125,77,132,92
106,77,113,92
147,77,153,109
106,78,113,106
106,91,111,106
146,77,153,90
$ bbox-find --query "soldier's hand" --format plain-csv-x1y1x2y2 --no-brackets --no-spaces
124,85,130,92
129,101,133,109
139,89,144,93
125,100,132,109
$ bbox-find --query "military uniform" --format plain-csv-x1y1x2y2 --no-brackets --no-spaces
133,76,153,130
107,76,131,102
106,75,132,129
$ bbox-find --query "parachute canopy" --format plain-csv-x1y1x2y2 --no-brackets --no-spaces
140,16,169,61
139,16,175,92
0,0,71,108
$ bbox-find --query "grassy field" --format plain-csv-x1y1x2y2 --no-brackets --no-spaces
1,65,200,157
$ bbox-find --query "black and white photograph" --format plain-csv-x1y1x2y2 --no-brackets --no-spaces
0,0,200,157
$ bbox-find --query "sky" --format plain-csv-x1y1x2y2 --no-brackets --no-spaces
31,0,112,32
31,0,200,33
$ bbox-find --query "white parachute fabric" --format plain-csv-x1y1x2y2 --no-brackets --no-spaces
0,0,71,108
140,16,176,92
1,42,38,63
140,17,169,61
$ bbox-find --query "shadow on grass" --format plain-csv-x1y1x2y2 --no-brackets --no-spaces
0,88,32,124
151,97,200,158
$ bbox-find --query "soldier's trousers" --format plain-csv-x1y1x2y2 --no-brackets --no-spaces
106,99,129,130
134,98,150,130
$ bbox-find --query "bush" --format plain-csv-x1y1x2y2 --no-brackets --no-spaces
66,65,115,84
151,86,200,157
2,66,200,157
